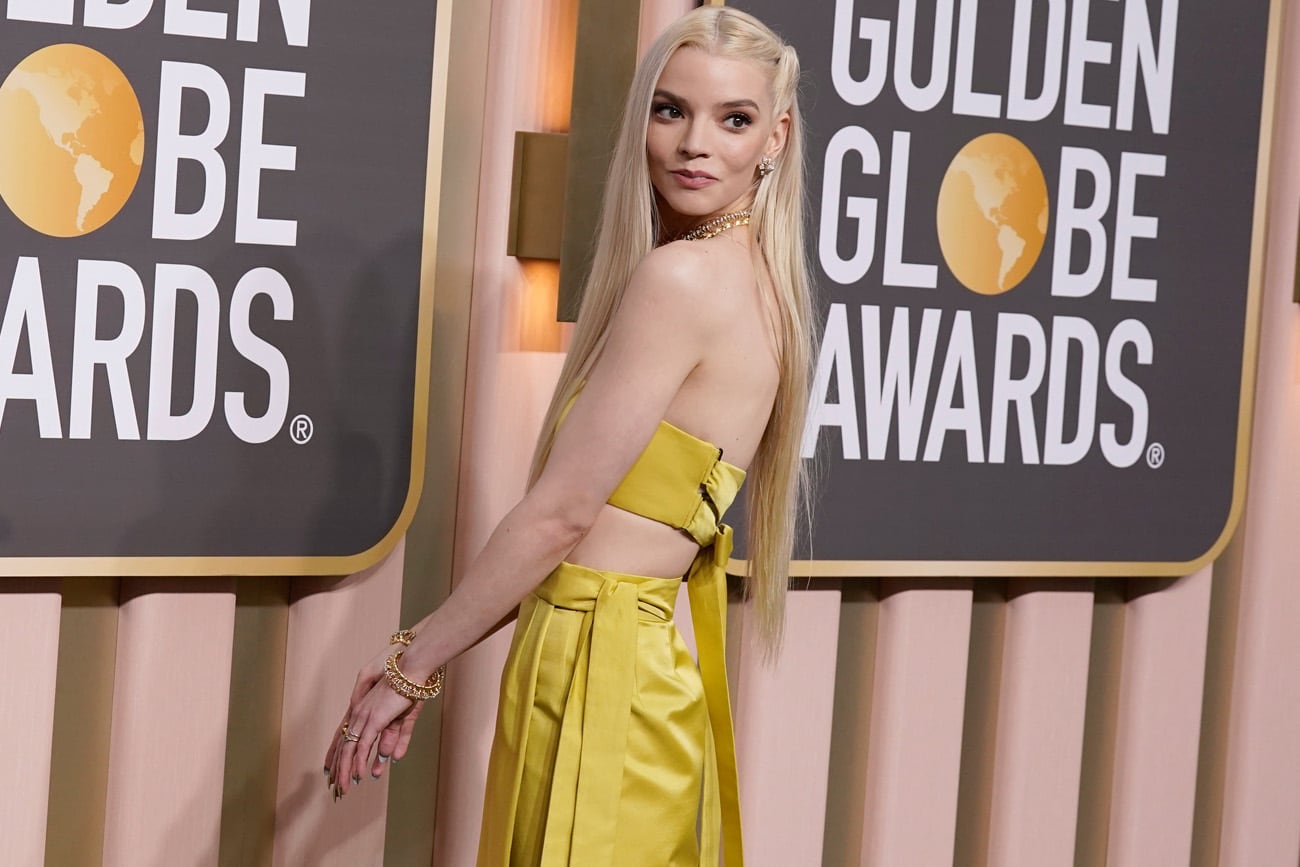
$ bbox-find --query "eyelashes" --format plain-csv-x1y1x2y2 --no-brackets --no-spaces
650,103,754,131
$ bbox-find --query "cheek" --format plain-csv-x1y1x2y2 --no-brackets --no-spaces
645,128,673,165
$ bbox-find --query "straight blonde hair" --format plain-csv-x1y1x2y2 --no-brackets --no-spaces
528,7,814,654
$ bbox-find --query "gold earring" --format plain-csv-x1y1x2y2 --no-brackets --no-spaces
758,154,776,177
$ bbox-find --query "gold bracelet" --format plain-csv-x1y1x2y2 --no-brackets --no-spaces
390,629,417,646
384,650,446,702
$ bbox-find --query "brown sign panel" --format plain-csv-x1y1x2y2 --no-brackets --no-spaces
0,2,443,574
728,0,1279,575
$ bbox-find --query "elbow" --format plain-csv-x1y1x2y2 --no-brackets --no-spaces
546,505,596,553
525,496,598,556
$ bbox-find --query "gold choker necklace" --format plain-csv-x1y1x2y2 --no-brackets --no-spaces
678,209,753,241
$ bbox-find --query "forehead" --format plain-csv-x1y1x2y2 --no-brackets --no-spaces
655,46,773,110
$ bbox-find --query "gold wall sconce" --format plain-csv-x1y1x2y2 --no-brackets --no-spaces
507,132,569,261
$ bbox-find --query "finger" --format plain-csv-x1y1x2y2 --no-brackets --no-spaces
337,721,364,795
371,720,402,780
325,713,349,787
350,718,380,789
390,701,421,763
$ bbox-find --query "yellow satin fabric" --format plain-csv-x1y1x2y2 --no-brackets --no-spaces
477,420,746,867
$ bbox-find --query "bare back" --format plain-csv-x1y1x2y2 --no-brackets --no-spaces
565,229,780,579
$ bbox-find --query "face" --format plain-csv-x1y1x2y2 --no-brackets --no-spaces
646,46,789,233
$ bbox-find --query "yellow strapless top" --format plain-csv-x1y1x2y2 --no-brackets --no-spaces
605,418,747,548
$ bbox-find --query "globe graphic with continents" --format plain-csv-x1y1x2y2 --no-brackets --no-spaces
936,133,1049,296
0,44,144,238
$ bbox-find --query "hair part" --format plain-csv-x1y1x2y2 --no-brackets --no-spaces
528,6,816,656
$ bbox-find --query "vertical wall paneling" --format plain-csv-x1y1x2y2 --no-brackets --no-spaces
383,0,486,859
1105,569,1214,866
951,581,1008,867
432,352,566,865
427,0,581,854
218,577,290,867
859,579,974,867
985,580,1094,866
45,578,119,867
101,579,237,867
1073,579,1127,867
733,584,841,866
1191,526,1248,867
0,580,62,867
1218,0,1300,854
270,546,405,866
822,580,880,866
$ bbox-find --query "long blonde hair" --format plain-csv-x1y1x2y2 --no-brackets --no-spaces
528,7,814,653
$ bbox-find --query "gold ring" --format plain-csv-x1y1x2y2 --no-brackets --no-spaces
340,723,360,742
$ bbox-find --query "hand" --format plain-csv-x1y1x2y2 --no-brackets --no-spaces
323,645,426,799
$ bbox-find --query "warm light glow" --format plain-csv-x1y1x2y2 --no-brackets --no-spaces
517,259,570,352
538,0,580,131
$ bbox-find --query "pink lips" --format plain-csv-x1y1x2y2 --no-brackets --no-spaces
671,169,716,190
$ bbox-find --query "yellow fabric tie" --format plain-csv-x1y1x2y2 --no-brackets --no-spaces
687,523,745,867
525,530,744,867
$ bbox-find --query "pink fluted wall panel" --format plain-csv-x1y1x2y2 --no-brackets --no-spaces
1105,568,1213,866
433,355,565,867
985,584,1093,866
734,588,841,866
0,583,60,867
1218,3,1300,859
428,0,576,852
860,581,973,867
270,545,404,866
102,580,236,867
425,5,577,865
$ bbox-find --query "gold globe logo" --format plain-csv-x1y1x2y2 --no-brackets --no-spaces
0,44,145,238
936,133,1049,296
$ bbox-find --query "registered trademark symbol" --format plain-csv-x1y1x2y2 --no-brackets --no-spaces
1146,442,1165,469
290,414,314,445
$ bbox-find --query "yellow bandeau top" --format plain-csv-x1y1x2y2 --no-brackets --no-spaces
558,389,747,546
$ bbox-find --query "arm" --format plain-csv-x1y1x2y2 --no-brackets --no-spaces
326,242,727,794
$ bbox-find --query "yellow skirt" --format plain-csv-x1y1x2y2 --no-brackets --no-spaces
476,557,739,867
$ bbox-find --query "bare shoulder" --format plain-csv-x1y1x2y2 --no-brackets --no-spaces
624,238,755,329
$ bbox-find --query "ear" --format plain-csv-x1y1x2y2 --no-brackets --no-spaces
764,110,791,162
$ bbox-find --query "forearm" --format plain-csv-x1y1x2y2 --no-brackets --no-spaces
395,497,586,680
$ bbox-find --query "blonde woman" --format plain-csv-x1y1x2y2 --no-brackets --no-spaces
325,7,813,865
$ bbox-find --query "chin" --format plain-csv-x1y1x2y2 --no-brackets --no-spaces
654,187,729,220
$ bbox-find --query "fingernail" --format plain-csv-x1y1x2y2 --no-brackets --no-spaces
351,774,361,785
392,756,401,764
377,754,389,764
323,766,330,777
370,772,381,781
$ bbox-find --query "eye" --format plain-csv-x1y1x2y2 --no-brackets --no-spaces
652,102,683,120
723,112,753,130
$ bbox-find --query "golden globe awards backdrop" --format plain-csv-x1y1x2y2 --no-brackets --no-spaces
0,1,441,573
728,0,1278,574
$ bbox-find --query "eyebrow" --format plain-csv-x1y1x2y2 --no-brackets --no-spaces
653,89,761,113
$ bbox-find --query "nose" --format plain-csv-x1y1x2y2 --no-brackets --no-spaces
677,118,710,159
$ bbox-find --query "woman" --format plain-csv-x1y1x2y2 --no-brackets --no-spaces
324,8,813,865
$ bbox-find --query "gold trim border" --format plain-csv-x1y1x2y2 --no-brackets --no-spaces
1,7,457,578
723,0,1283,580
